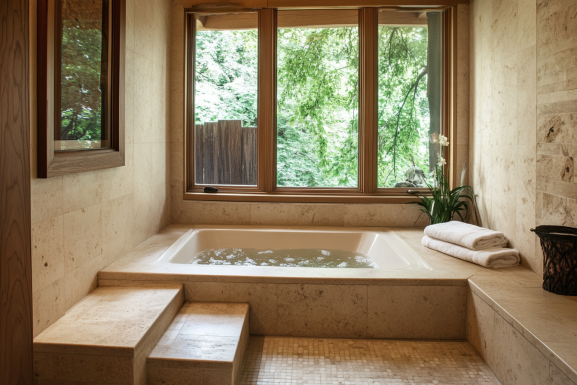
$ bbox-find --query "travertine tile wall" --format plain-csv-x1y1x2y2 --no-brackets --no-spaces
29,0,172,337
535,1,577,250
469,0,539,272
169,3,470,228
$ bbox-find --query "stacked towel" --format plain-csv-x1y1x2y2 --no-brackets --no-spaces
422,221,520,268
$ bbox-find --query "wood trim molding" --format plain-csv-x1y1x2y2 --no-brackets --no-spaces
358,7,378,194
183,5,457,202
1,0,33,382
183,0,469,9
258,8,277,193
37,0,126,178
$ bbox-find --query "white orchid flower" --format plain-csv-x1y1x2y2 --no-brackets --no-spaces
438,157,446,166
439,135,449,147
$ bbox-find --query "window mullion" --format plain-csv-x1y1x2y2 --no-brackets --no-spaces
257,8,277,193
358,8,379,194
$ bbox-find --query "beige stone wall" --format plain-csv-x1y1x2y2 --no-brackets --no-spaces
29,0,172,337
469,0,539,272
169,4,469,228
535,1,577,252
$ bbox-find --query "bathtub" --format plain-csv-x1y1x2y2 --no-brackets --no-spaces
153,228,431,271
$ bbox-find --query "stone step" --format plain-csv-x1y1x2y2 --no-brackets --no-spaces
33,285,183,385
147,302,250,385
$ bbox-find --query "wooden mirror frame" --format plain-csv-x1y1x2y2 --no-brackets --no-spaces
37,0,126,178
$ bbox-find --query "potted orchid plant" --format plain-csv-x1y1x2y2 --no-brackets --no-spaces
408,135,473,225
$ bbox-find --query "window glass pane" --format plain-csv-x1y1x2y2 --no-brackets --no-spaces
194,13,258,186
377,11,442,188
277,10,359,188
56,0,110,151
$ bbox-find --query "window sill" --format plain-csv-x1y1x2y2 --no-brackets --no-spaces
183,192,424,203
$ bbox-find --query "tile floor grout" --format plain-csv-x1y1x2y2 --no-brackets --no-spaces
237,336,500,385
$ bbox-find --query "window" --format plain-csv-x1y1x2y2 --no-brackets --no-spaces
185,6,457,202
38,0,125,177
277,11,359,188
193,12,258,186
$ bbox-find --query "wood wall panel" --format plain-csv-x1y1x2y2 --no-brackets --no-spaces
0,0,33,383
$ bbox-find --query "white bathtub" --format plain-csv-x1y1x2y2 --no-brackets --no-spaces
153,228,431,271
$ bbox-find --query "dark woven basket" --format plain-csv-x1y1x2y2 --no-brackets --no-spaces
531,226,577,296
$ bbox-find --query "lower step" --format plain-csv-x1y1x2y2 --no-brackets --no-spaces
147,302,250,385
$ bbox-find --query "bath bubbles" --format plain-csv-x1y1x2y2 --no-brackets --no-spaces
190,248,376,268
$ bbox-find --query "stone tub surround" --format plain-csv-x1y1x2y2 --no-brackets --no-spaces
148,302,250,385
33,285,184,385
98,225,483,339
97,224,577,384
467,270,577,385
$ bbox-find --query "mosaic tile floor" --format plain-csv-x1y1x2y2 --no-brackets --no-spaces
237,337,499,385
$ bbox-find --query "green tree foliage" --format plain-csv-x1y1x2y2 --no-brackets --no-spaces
60,17,106,142
377,26,432,187
277,27,359,187
195,30,258,127
194,24,437,187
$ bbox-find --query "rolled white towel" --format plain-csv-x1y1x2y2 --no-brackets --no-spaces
422,235,520,268
424,221,508,250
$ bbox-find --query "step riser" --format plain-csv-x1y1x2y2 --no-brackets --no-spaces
148,303,250,385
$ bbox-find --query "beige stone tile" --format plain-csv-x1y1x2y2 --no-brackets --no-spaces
63,204,102,274
101,193,136,264
170,70,184,144
31,176,65,225
133,55,155,144
250,203,345,226
185,282,277,335
467,290,496,364
518,45,537,146
178,303,248,338
148,367,203,385
132,0,155,60
491,311,550,385
134,142,156,239
171,3,185,73
170,142,184,190
367,285,466,339
100,143,134,202
125,0,135,52
33,352,133,383
61,171,104,215
276,284,367,338
150,335,239,363
343,204,428,227
537,192,568,224
33,279,67,338
153,63,170,144
204,369,233,385
492,0,518,64
34,286,182,351
518,0,537,50
492,53,518,146
546,343,577,385
173,201,252,225
548,362,576,385
32,216,65,292
152,141,169,187
537,154,574,182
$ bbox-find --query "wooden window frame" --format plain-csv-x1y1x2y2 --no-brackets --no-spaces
184,4,458,203
37,0,126,178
